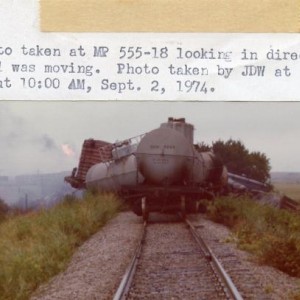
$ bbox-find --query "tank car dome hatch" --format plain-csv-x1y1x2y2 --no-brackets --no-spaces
160,117,194,144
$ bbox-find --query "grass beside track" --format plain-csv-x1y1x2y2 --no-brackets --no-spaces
0,192,121,300
207,196,300,279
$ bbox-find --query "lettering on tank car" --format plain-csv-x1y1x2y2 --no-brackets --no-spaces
153,157,169,164
163,145,175,149
149,145,175,149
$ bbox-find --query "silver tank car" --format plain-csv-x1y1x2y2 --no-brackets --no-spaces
82,118,227,220
85,154,144,192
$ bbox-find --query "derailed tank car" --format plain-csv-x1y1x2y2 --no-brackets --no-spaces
65,118,228,220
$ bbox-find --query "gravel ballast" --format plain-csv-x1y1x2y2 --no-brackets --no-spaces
32,212,300,300
31,212,142,300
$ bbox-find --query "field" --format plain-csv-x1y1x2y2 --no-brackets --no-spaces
273,182,300,202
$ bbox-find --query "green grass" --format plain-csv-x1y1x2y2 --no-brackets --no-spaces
206,196,300,278
273,183,300,202
0,192,121,300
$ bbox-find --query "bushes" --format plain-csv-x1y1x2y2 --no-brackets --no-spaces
0,192,120,300
0,198,9,222
207,196,300,277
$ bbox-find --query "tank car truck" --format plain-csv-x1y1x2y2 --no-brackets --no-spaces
65,118,228,220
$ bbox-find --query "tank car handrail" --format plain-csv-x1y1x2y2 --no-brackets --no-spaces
112,133,146,148
98,133,146,163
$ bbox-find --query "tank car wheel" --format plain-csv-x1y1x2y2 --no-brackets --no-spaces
141,197,149,222
180,196,186,218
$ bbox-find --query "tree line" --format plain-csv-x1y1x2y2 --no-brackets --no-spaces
196,139,271,184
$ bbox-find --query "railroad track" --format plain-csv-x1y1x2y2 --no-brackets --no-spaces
114,215,243,300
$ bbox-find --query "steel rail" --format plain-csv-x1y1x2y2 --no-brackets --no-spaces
113,221,147,300
185,218,243,300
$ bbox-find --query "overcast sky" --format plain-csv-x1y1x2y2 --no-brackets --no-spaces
0,101,299,176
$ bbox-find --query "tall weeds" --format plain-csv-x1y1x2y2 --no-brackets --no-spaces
207,196,300,277
0,192,120,300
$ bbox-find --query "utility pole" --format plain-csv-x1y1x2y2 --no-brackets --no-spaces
25,193,28,211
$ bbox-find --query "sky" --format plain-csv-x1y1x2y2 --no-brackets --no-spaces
0,101,299,177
